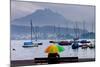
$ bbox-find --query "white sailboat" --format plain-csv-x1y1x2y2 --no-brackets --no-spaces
23,20,42,48
72,21,79,49
88,22,95,49
80,21,90,49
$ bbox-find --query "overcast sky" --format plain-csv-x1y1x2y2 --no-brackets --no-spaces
11,1,95,32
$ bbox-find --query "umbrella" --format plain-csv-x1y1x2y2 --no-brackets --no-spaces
45,44,65,53
56,45,65,52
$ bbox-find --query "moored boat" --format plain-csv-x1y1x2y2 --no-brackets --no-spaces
58,41,72,46
80,40,90,43
81,43,89,49
23,20,42,48
88,43,95,49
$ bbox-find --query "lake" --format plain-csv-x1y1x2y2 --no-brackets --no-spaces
11,39,95,60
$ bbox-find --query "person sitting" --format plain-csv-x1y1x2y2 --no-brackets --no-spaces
48,53,60,64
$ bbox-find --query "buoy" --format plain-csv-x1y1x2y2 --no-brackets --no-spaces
13,48,16,51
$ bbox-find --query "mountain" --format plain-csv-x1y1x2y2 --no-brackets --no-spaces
11,8,91,40
11,8,69,26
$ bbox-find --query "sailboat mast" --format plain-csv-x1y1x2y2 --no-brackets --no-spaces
59,25,61,40
83,21,86,38
75,22,78,38
83,21,85,33
54,25,56,40
92,22,94,33
35,27,38,41
31,21,37,41
30,20,33,42
73,21,79,40
73,22,76,39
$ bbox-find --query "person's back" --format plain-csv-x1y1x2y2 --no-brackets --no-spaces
48,53,60,64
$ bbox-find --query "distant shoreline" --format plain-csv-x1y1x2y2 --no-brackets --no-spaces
11,39,95,40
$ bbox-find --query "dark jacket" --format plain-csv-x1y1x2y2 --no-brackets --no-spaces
48,53,60,64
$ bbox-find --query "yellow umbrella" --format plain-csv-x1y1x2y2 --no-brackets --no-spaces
45,44,64,53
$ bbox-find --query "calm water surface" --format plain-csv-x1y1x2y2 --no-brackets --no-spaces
11,40,95,60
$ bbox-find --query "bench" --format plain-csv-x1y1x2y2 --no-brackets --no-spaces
11,57,95,66
34,57,78,64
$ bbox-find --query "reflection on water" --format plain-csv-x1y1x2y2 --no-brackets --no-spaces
11,40,95,60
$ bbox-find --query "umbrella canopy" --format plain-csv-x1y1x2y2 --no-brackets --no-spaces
45,44,65,53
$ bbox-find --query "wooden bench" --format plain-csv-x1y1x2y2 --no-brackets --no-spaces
34,57,78,64
11,57,95,66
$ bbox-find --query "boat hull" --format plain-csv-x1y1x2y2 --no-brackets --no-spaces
23,42,43,48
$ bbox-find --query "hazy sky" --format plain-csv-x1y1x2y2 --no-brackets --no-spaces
11,1,95,32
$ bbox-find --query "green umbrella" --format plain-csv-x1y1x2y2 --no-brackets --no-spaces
56,45,65,52
45,44,65,53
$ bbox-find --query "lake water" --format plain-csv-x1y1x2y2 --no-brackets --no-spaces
11,39,95,60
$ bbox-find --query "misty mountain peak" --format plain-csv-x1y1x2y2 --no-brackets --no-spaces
35,8,55,13
12,8,67,26
32,8,62,18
